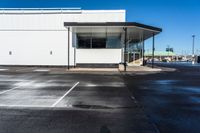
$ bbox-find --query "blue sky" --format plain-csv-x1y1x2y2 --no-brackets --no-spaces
0,0,199,54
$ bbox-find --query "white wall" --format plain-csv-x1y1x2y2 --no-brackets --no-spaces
0,31,71,66
76,49,122,64
0,10,125,66
0,10,125,30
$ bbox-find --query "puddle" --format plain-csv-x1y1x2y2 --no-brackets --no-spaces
182,87,200,93
72,104,113,109
154,80,177,85
190,96,200,103
72,104,136,109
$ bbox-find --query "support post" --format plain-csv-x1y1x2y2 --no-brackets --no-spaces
152,33,155,68
74,44,76,68
124,27,127,72
142,37,145,66
74,33,76,68
68,27,70,70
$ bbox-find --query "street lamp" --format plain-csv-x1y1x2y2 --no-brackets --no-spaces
167,45,170,58
192,35,195,64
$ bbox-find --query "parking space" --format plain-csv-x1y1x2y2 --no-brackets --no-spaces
56,76,135,108
0,72,134,109
0,74,79,108
0,66,158,133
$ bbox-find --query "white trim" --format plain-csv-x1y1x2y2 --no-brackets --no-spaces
0,8,82,10
82,10,126,13
0,9,125,14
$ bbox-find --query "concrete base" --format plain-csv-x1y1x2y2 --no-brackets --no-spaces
69,67,119,72
76,63,119,68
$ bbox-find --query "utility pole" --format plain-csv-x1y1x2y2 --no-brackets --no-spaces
167,45,170,59
192,35,195,64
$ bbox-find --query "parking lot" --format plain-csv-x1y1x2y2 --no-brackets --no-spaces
0,66,157,133
125,63,200,133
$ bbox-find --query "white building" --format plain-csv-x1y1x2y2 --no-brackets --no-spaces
0,8,162,69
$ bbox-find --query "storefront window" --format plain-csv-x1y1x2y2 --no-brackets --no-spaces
77,33,121,49
106,33,121,48
92,38,106,48
77,37,91,48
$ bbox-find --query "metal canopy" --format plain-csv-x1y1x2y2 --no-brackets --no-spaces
64,22,162,41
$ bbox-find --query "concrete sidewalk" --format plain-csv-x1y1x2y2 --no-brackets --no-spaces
118,64,176,72
0,66,176,74
127,66,162,72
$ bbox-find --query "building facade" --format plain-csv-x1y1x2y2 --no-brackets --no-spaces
0,8,161,67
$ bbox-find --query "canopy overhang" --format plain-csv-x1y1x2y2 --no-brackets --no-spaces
64,22,162,41
64,22,162,70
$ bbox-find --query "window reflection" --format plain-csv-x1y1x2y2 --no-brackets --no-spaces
76,33,121,49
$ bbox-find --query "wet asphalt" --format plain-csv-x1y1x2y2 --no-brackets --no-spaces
0,64,200,133
0,67,157,133
124,62,200,133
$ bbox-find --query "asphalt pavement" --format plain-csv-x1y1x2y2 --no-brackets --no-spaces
124,62,200,133
0,63,200,133
0,67,157,133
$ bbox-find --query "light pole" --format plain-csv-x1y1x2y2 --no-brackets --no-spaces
167,45,170,59
192,35,195,64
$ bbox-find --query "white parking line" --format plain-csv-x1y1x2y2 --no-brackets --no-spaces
0,87,19,95
0,69,8,71
0,104,51,108
51,82,79,107
33,69,49,72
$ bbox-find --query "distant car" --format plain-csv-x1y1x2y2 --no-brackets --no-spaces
162,59,168,62
197,56,200,63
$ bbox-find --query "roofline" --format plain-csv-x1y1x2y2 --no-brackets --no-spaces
82,10,126,13
0,8,126,14
0,8,82,10
64,22,162,32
